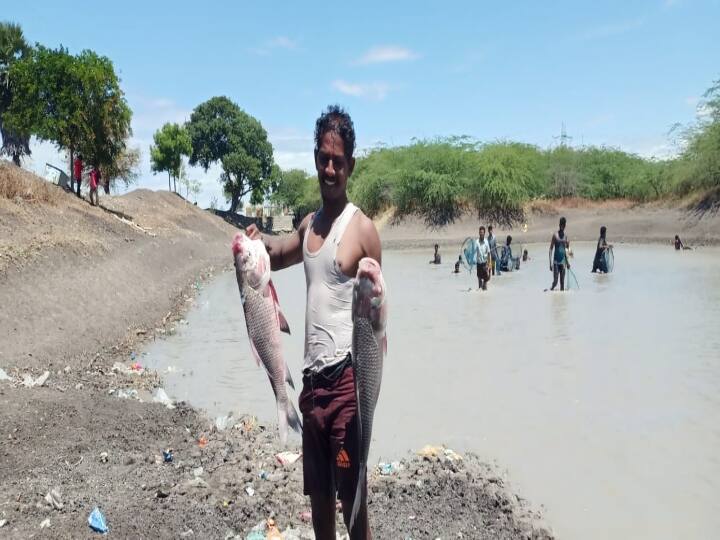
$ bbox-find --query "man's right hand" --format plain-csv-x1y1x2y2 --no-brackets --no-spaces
245,223,262,241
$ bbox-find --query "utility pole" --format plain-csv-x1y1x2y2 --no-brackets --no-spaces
554,122,573,148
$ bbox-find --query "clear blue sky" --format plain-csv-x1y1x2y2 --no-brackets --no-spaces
6,0,720,207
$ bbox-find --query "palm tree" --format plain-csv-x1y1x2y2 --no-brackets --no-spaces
0,22,31,166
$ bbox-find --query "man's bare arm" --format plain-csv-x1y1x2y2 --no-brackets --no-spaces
245,213,312,271
360,214,382,266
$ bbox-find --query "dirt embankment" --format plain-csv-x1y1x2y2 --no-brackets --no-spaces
378,197,720,250
0,163,552,539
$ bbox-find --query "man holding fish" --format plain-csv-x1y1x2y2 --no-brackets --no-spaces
237,105,385,539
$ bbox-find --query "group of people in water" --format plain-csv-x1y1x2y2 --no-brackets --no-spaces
431,217,614,292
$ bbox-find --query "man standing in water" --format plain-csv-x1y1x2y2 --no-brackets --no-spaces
475,226,491,290
487,225,500,276
549,217,569,291
592,226,612,273
246,105,380,540
429,243,441,264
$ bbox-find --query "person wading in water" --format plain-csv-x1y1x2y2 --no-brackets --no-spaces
246,105,380,540
549,217,569,291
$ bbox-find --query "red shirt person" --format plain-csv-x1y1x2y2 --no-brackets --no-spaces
89,167,101,205
73,155,83,195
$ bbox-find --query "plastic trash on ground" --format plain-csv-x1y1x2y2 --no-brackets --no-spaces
22,371,50,388
198,435,208,448
0,368,11,381
88,507,108,533
276,451,302,466
378,461,403,475
163,449,174,463
116,389,139,400
245,485,255,496
45,488,63,510
112,362,143,376
215,413,235,431
153,388,175,409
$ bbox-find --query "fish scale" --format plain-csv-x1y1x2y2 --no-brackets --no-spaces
352,316,383,463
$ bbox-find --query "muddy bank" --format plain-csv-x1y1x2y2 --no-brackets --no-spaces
0,165,552,539
378,198,720,250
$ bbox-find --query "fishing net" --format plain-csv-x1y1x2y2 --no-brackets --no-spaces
602,247,615,273
460,237,476,271
566,264,580,290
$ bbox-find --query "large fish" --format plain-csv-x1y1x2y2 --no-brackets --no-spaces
232,231,302,444
349,257,387,531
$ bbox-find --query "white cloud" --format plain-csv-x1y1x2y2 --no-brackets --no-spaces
332,80,390,101
356,46,419,65
250,36,299,56
580,18,644,40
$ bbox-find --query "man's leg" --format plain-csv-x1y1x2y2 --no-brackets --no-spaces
551,264,559,290
341,496,370,540
311,494,336,539
560,266,566,291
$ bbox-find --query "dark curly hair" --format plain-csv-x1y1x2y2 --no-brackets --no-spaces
314,105,356,160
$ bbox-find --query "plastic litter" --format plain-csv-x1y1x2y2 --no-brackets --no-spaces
258,470,269,480
276,451,302,466
22,371,50,388
417,445,463,461
198,435,208,449
112,362,142,376
129,362,144,373
0,368,11,381
215,414,235,431
153,388,175,409
193,466,204,477
163,449,174,463
116,389,139,400
44,488,63,510
245,485,255,496
39,518,51,529
88,506,108,533
378,461,403,475
0,519,7,528
299,510,312,523
266,518,282,540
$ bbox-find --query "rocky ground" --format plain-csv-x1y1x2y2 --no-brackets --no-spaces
0,163,553,539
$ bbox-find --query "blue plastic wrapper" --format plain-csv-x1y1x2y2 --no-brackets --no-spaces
88,506,108,533
163,449,174,463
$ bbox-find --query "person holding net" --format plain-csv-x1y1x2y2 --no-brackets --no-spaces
549,217,570,291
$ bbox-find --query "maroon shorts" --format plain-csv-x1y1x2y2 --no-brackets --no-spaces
299,358,361,500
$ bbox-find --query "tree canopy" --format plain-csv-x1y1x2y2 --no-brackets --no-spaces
186,96,274,212
150,122,191,192
0,22,32,165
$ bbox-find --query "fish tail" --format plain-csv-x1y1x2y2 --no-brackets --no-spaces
349,463,367,533
277,399,303,445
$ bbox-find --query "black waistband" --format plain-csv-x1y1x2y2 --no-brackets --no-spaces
303,354,352,383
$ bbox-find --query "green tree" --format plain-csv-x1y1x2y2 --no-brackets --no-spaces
150,122,191,192
186,96,274,213
103,146,141,193
5,46,132,178
0,22,32,165
271,167,320,226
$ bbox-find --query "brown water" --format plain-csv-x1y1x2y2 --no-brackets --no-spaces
143,243,720,539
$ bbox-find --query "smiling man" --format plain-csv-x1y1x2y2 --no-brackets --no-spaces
246,105,381,539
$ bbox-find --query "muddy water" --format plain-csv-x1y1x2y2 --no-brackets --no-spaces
144,243,720,540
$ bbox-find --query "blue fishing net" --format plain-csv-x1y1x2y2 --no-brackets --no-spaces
460,237,476,271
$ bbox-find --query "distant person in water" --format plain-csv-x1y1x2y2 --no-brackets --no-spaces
454,255,461,273
674,235,691,250
592,226,613,273
474,226,491,290
522,249,529,262
549,217,569,291
429,244,441,264
487,225,500,276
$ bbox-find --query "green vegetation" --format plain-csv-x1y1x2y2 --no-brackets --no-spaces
342,78,720,226
150,122,191,192
3,33,136,189
270,168,320,227
0,22,32,165
186,96,274,213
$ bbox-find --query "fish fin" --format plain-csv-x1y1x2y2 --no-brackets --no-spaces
285,362,295,390
349,463,367,532
248,339,262,368
267,280,291,334
277,399,303,445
